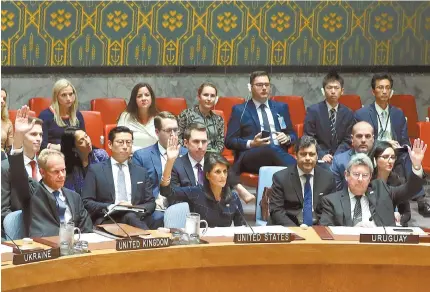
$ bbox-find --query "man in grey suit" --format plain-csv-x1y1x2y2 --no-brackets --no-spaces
320,139,427,227
270,136,336,226
9,106,92,237
82,126,155,229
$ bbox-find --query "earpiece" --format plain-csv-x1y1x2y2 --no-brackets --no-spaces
389,89,394,99
320,88,325,98
214,95,219,105
373,157,377,167
247,83,252,93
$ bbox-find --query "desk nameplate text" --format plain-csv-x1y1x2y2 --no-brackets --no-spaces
13,248,60,265
116,237,170,251
360,234,419,244
234,233,293,244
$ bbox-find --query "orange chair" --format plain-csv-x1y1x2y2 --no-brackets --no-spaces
81,111,104,149
213,109,235,165
339,94,362,111
103,123,117,156
214,96,245,124
8,110,36,127
390,94,418,139
155,97,187,116
90,98,127,126
417,122,430,173
240,172,259,188
28,97,51,117
272,96,306,137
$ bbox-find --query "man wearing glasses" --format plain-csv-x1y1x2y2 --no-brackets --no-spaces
132,112,188,227
225,71,297,175
320,139,427,227
82,126,156,230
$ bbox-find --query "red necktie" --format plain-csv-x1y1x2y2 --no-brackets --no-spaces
29,160,37,179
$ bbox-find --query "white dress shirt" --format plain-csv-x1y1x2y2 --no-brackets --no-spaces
348,191,372,225
188,155,204,185
24,154,41,181
43,183,72,224
156,143,168,210
374,103,392,140
326,101,339,120
252,99,278,144
297,166,315,211
110,157,132,204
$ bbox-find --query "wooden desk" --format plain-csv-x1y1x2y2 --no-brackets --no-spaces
2,228,430,292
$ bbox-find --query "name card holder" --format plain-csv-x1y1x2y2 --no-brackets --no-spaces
359,234,419,244
234,233,293,244
13,248,60,265
116,237,170,251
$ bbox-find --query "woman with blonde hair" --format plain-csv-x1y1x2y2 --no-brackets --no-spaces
117,82,159,151
39,79,85,150
1,88,13,159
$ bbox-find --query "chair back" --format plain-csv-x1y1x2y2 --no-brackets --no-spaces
164,203,191,228
28,97,51,117
390,94,418,138
103,123,117,156
272,96,306,125
8,110,36,127
339,94,362,111
215,96,245,124
256,166,287,226
90,98,127,126
3,210,25,240
81,111,104,149
417,122,430,173
155,97,187,116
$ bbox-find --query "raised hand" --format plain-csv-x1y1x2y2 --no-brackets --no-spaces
166,135,180,161
14,105,35,135
408,138,427,168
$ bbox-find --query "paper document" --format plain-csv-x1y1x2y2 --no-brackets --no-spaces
329,226,427,236
204,225,294,237
0,244,13,254
80,233,115,243
105,204,146,217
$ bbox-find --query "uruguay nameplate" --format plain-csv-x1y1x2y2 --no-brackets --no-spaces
116,237,170,251
360,234,419,244
13,248,60,265
234,233,293,244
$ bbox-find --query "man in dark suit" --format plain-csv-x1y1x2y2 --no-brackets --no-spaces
225,71,297,174
132,111,187,226
354,72,430,217
2,117,43,230
304,71,354,165
320,139,427,227
270,136,336,226
8,106,92,237
82,126,155,229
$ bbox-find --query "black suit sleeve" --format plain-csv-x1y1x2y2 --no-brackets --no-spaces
319,196,335,226
170,165,181,188
269,171,297,226
335,110,354,155
74,194,93,232
304,108,326,158
388,170,426,206
81,165,111,218
134,171,155,215
1,163,12,224
160,184,194,205
8,152,32,210
233,194,245,226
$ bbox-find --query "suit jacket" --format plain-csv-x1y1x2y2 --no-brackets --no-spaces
331,149,354,191
269,165,336,226
82,159,156,225
171,154,197,188
354,103,410,146
8,152,92,237
1,159,23,225
132,143,188,197
304,101,354,159
320,170,426,226
225,99,297,157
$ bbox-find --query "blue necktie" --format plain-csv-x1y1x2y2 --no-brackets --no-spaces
53,190,67,223
303,174,313,226
260,104,273,144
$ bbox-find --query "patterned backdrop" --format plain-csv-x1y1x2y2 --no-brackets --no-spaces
2,0,430,66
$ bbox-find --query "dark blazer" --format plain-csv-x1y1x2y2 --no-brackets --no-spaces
132,143,188,197
81,159,156,225
171,154,197,188
331,149,354,191
1,159,23,225
354,103,410,146
225,99,297,156
269,165,336,226
304,102,354,159
8,152,92,237
320,170,426,226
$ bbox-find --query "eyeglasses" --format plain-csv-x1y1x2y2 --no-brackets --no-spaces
349,172,370,180
378,155,396,161
114,140,133,146
253,83,271,88
161,128,179,134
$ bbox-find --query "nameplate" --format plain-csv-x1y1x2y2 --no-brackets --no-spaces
13,248,60,265
234,233,293,244
360,234,419,244
116,237,170,251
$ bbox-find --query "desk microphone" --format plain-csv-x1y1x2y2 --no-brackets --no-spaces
3,231,23,254
368,191,387,234
235,205,255,234
102,209,133,241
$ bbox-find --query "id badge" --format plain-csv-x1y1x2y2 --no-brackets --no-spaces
278,115,287,129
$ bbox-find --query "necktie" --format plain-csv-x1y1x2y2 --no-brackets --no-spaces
117,163,128,202
303,174,313,226
379,111,388,140
353,196,362,226
53,190,67,223
196,163,204,186
259,104,271,133
29,160,37,179
329,108,337,141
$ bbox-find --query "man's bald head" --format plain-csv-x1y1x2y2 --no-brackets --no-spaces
351,121,374,153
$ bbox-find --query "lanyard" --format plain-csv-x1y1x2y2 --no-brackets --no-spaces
376,109,390,138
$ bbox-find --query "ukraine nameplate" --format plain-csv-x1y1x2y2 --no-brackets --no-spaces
13,248,60,265
234,233,293,244
360,234,419,244
116,237,170,251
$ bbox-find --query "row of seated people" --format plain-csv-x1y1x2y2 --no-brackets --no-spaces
0,103,427,239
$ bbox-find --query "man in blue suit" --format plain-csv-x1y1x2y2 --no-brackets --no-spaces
304,71,354,165
354,72,430,217
225,71,297,174
132,112,187,227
